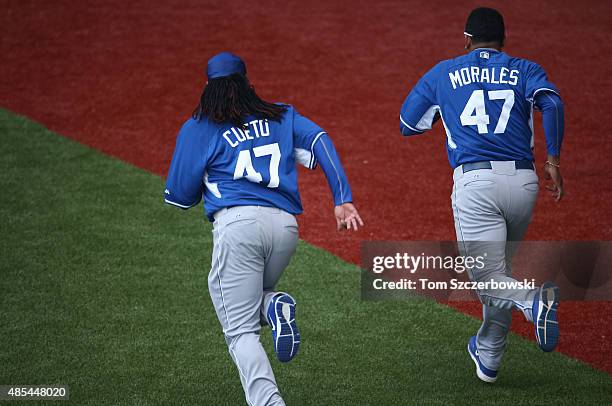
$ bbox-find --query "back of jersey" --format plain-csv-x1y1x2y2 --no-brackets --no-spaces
400,48,559,168
164,105,325,221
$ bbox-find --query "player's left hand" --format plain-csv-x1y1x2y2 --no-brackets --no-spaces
543,158,564,202
334,203,364,231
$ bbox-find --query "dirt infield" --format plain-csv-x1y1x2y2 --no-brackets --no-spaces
2,0,611,372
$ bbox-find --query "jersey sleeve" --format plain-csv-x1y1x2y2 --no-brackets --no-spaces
525,62,560,101
164,119,209,209
312,133,353,206
534,91,565,156
400,64,441,136
292,106,326,170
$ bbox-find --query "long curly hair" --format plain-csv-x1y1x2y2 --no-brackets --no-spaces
193,74,287,128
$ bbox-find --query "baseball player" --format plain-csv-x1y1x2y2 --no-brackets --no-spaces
164,52,363,405
399,8,564,382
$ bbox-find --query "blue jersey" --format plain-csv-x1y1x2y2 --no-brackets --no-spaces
400,48,561,168
164,105,326,221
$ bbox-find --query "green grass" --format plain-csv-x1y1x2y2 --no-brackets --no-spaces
1,108,611,405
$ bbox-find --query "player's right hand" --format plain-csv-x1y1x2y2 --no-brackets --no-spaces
334,203,364,231
543,160,564,202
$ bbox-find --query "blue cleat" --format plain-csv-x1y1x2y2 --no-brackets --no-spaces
532,282,559,352
267,293,300,362
467,335,498,383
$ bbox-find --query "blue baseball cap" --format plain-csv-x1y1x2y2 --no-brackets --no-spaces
207,52,247,80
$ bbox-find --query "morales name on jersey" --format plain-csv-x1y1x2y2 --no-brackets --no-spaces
449,66,519,89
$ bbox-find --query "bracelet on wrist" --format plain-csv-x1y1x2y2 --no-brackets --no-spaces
545,160,560,168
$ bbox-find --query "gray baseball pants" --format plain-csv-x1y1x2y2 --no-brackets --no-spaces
451,161,539,371
208,206,299,406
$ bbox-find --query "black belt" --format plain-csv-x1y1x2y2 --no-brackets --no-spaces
462,160,534,173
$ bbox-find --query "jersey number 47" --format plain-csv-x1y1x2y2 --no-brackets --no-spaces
233,143,281,188
460,89,515,134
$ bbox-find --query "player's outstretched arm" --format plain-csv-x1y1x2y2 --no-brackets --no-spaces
312,134,364,231
535,91,565,202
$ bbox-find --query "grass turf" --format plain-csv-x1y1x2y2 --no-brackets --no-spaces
1,108,611,405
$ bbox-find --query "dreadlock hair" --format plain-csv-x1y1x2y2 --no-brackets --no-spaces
193,74,287,128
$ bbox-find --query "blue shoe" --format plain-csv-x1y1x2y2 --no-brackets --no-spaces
267,293,300,362
467,336,498,383
532,282,559,352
